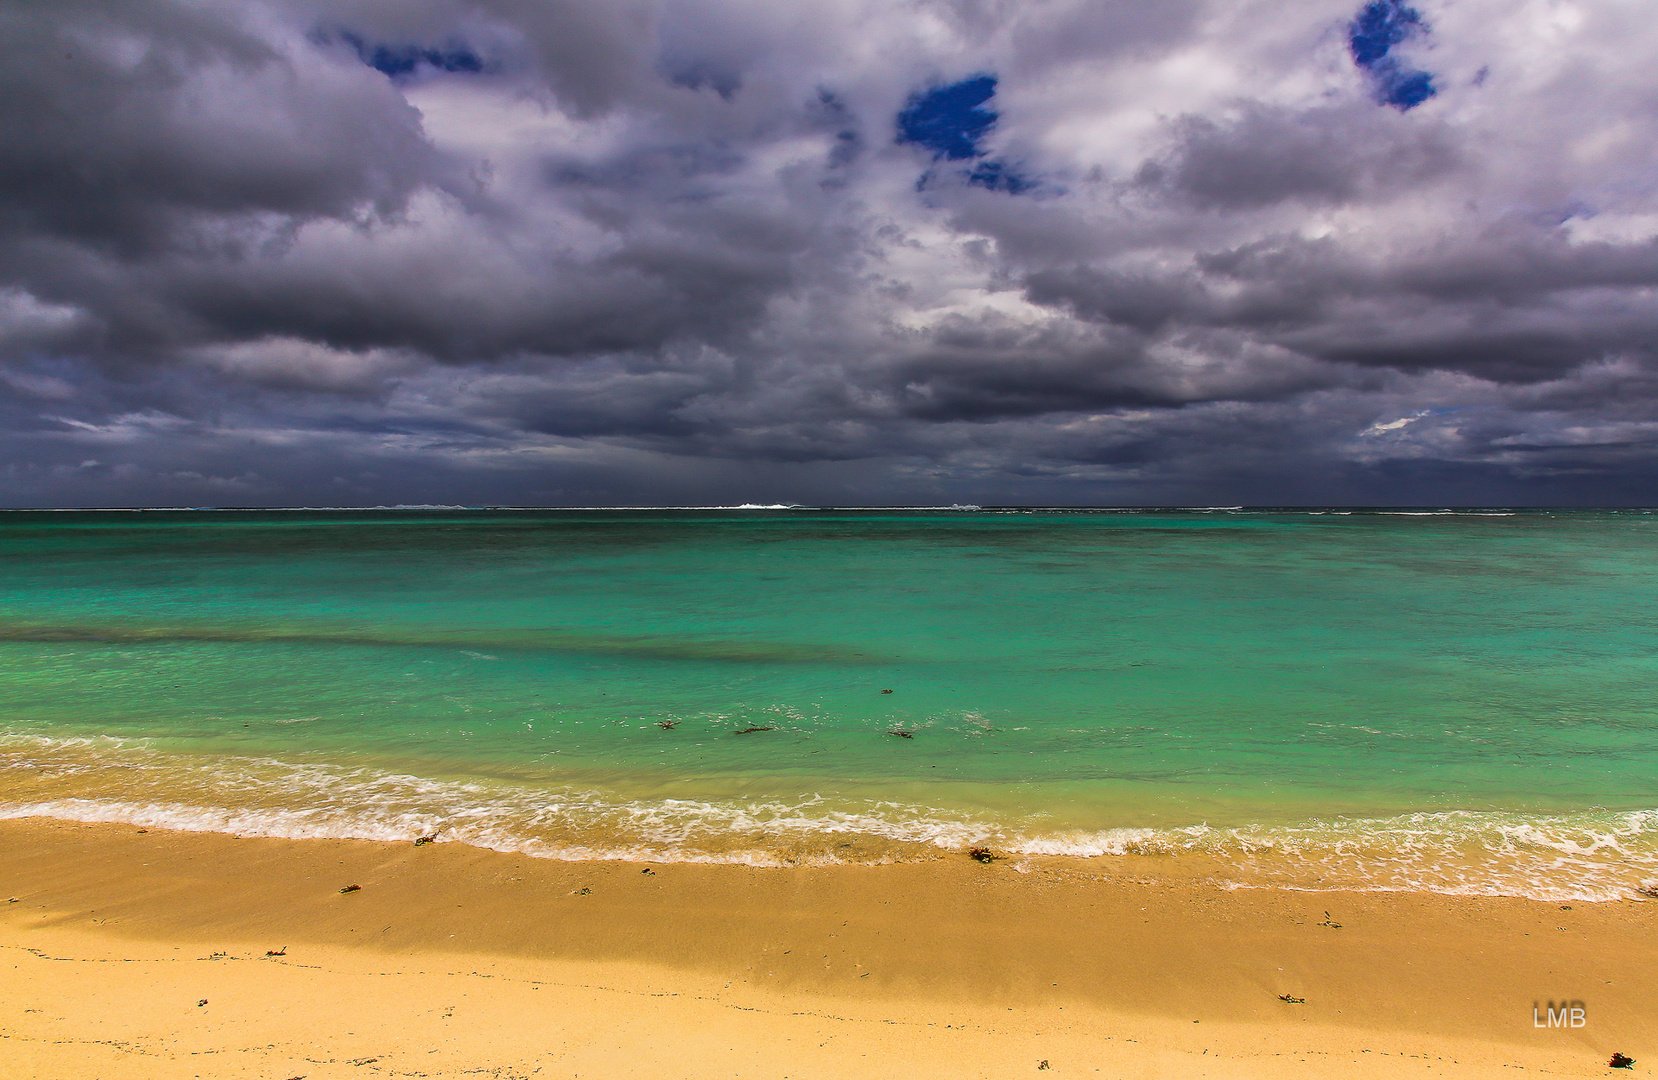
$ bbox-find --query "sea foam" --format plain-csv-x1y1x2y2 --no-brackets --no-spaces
2,734,1654,900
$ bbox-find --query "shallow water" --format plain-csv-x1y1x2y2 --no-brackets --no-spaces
2,508,1656,898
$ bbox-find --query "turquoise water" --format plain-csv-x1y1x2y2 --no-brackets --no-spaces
2,508,1656,898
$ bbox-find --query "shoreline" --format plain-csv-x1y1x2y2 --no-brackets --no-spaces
1,816,1653,1078
7,734,1657,902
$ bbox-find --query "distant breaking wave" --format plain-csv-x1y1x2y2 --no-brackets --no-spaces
9,506,1654,514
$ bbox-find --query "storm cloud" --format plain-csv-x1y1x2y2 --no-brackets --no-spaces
3,0,1658,506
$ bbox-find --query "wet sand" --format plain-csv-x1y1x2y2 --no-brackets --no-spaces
0,816,1652,1078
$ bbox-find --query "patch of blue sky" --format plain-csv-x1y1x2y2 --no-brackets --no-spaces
897,75,998,160
896,75,1033,193
1347,0,1437,111
966,160,1035,195
334,31,485,79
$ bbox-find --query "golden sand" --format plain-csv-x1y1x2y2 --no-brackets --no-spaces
0,817,1651,1078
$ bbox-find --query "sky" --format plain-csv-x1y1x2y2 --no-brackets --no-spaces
3,0,1658,507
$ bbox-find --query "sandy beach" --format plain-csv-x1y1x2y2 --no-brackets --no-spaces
0,817,1651,1078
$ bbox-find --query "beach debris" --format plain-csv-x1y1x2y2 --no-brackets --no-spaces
197,999,208,1007
1635,883,1658,899
573,886,592,895
1037,1061,1050,1070
1318,911,1342,928
968,847,997,864
881,689,893,694
136,829,147,834
1278,994,1305,1004
641,867,655,875
347,1057,379,1067
1610,1052,1635,1068
413,833,438,846
339,884,361,894
6,898,16,903
888,729,913,738
657,720,679,729
265,947,286,957
734,725,774,734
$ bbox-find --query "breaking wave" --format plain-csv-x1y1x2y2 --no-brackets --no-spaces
2,734,1654,900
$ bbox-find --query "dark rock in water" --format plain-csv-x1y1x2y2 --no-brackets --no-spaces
888,729,913,738
657,720,679,729
733,725,774,734
881,689,893,694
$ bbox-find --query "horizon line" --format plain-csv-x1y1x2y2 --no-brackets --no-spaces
2,505,1656,513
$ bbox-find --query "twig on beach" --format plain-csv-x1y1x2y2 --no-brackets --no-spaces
733,725,774,734
265,947,286,957
1278,994,1305,1004
1317,911,1342,928
339,884,361,894
968,847,997,864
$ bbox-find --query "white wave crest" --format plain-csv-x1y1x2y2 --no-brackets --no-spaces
2,734,1654,899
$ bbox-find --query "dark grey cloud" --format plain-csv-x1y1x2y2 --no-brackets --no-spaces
0,0,443,256
1138,102,1457,210
4,0,1658,506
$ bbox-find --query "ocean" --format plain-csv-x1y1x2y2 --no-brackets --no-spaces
2,507,1655,900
